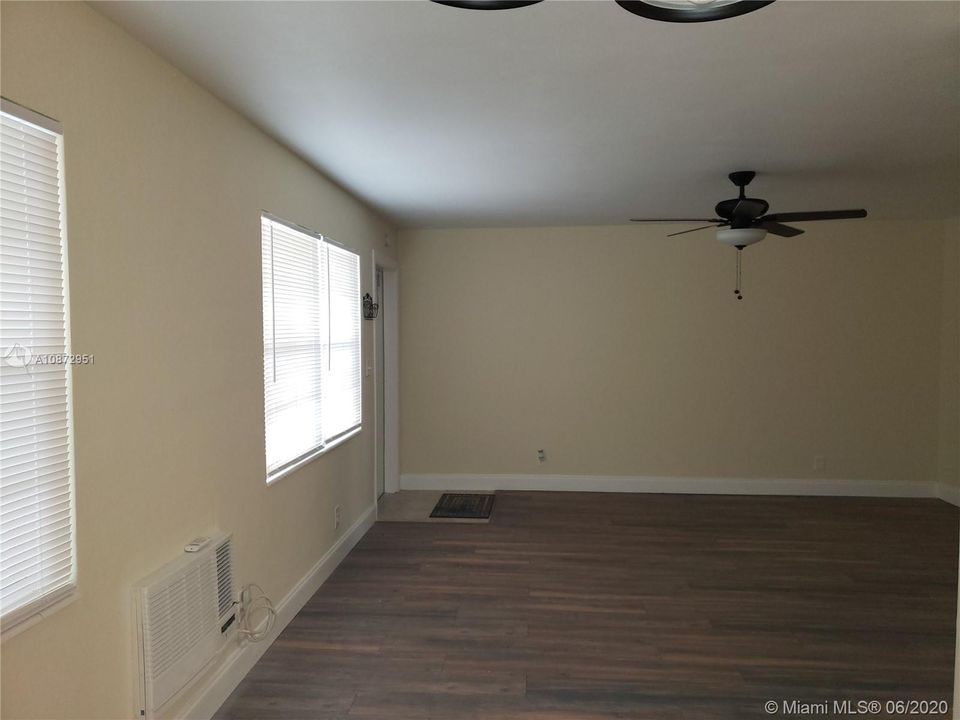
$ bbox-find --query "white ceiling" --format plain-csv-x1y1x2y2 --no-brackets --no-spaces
96,0,959,228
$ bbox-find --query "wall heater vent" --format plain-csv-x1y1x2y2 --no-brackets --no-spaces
215,539,232,618
133,532,235,718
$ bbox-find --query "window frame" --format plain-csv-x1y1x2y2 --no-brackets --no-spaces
260,212,362,485
0,98,78,639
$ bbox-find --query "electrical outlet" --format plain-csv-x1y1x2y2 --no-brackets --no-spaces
334,505,342,529
537,449,546,464
813,455,826,472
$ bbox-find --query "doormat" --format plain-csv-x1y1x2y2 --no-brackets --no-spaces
429,493,495,519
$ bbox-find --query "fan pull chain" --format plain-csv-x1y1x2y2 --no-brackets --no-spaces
734,247,743,300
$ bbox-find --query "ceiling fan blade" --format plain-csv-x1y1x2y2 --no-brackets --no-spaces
763,209,867,223
667,225,719,237
630,218,722,223
759,221,804,238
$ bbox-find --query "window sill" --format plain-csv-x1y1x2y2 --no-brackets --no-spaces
266,426,363,486
1,586,79,643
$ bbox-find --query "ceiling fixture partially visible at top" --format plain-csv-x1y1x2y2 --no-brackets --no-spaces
431,1,544,9
431,0,774,22
629,171,868,300
615,0,775,23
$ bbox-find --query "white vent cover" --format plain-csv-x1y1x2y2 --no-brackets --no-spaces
133,533,234,718
215,539,232,619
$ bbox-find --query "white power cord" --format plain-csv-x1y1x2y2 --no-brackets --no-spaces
237,583,276,643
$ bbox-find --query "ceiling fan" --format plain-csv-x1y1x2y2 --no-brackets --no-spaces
630,171,868,299
431,0,775,23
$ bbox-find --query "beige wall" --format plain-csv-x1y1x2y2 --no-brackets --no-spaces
939,219,960,489
0,3,395,718
399,222,946,483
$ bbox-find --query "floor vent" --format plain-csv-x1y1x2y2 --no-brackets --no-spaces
430,493,495,519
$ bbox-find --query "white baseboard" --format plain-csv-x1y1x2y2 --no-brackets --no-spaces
938,482,960,507
401,473,947,500
180,503,377,720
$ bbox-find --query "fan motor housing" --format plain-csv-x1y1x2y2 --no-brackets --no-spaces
715,198,769,224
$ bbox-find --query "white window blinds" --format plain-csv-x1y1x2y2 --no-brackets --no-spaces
0,101,76,629
324,243,362,441
261,215,361,481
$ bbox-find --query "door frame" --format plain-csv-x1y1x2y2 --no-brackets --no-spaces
371,249,400,499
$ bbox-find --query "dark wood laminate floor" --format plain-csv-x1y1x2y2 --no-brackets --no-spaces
215,492,958,720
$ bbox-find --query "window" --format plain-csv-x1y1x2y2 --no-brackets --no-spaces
261,214,361,482
0,99,76,630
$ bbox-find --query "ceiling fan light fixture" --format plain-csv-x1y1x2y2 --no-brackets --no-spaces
430,0,544,9
615,0,775,23
717,227,766,247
